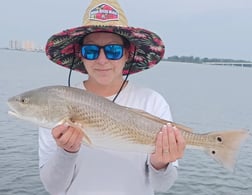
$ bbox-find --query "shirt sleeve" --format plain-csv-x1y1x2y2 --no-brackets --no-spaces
147,155,178,192
145,91,179,192
39,127,79,195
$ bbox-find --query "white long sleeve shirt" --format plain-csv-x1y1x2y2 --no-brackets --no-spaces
39,82,178,195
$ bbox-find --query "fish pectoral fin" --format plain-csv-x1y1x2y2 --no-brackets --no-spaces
59,118,92,146
124,107,193,132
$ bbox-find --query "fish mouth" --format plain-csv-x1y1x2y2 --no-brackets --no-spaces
7,100,20,118
8,110,33,123
8,110,20,118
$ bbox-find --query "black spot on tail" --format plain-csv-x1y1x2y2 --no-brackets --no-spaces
217,136,223,143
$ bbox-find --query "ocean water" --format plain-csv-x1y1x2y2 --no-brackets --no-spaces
0,50,251,195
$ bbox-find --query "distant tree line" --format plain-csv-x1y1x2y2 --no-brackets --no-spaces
164,55,251,63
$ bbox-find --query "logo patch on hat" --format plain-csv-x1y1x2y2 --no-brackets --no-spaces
89,3,119,22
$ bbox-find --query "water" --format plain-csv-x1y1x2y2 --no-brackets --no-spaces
0,50,251,195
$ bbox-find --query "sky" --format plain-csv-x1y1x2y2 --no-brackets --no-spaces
1,0,252,61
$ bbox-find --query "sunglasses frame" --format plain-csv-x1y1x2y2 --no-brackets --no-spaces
81,44,124,60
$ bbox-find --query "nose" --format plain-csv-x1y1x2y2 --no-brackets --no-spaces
97,48,108,64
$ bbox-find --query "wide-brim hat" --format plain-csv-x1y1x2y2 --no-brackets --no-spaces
45,0,165,75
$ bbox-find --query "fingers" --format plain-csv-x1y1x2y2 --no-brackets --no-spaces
52,124,84,153
165,124,186,161
160,124,177,162
162,125,169,153
174,126,186,158
154,124,171,156
150,123,186,170
52,124,69,139
166,124,176,160
161,125,171,162
154,130,163,155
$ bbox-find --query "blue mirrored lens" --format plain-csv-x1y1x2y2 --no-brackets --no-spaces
104,45,123,60
81,45,99,60
81,44,123,60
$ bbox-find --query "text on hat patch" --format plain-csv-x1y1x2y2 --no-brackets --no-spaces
89,3,119,22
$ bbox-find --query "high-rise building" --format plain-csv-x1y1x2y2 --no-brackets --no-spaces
23,40,35,51
9,40,21,49
8,40,44,52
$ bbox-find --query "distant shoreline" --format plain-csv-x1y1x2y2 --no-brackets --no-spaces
0,47,44,53
1,47,251,68
163,55,252,64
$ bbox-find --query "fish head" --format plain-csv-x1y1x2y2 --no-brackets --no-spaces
7,86,63,128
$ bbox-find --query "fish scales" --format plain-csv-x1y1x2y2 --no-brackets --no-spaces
54,86,159,148
181,131,220,149
7,85,250,171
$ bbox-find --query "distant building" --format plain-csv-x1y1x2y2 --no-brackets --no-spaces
22,40,35,51
8,40,44,52
9,40,21,50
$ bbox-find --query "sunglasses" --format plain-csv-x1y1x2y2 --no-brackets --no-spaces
81,44,124,60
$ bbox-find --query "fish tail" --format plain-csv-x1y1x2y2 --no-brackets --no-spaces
205,129,249,171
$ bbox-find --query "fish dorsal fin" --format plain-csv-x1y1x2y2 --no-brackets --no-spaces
57,117,92,145
124,107,193,132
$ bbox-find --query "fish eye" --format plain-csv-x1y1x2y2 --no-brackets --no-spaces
18,97,29,104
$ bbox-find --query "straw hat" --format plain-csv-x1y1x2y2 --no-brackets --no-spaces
45,0,165,75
